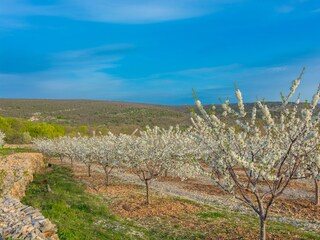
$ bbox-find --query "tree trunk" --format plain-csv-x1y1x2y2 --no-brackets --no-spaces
259,216,266,240
105,174,109,186
145,179,150,204
315,179,319,207
88,164,91,177
59,156,63,163
70,158,73,167
164,169,168,177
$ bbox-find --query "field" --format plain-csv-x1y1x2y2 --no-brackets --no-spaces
1,99,320,239
20,153,320,240
0,99,191,134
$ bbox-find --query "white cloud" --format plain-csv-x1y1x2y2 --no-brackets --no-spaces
0,0,242,25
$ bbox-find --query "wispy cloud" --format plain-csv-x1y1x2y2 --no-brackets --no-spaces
118,58,319,104
0,55,319,104
50,44,133,72
275,5,295,13
274,0,314,14
0,17,30,30
0,0,242,26
0,44,133,98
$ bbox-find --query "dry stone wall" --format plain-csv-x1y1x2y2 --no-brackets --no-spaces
0,153,59,240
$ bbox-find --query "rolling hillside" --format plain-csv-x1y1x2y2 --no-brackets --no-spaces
0,99,192,133
0,99,318,134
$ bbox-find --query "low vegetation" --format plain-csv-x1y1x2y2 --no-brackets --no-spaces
0,99,191,133
0,116,65,143
0,147,36,157
1,99,317,139
21,163,319,240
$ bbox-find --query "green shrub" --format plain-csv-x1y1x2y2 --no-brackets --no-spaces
0,115,65,144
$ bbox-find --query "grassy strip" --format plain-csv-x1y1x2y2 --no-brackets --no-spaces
0,148,37,156
195,209,320,239
21,165,153,240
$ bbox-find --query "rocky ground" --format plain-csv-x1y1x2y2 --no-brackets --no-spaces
0,153,59,240
0,196,58,240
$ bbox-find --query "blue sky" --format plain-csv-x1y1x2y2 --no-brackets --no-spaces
0,0,319,105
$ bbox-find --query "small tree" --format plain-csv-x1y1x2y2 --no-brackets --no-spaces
69,136,98,177
126,126,172,204
191,70,320,240
60,136,78,167
53,139,68,163
33,138,56,158
127,126,201,204
94,133,129,186
161,126,203,180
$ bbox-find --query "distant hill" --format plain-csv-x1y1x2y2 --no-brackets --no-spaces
0,99,318,134
0,99,192,133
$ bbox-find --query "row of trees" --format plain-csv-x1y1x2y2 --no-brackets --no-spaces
33,126,203,204
33,72,319,240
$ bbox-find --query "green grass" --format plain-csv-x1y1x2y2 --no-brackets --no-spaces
0,147,36,156
21,165,206,239
22,165,320,240
197,211,225,219
194,207,320,240
22,165,150,240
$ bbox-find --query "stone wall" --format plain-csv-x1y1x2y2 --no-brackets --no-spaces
0,153,59,240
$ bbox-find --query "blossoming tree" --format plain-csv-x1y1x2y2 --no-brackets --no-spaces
191,70,320,240
94,133,130,186
127,126,202,204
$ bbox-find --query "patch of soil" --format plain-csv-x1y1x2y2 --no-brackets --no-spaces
287,179,314,192
3,144,33,149
147,213,302,240
271,198,320,221
68,164,141,197
182,180,227,196
86,183,140,198
111,195,201,219
157,176,184,183
158,176,227,196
